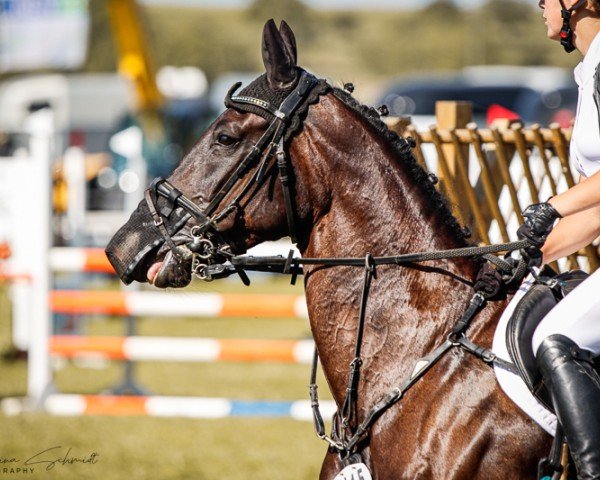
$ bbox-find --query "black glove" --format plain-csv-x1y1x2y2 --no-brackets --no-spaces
520,246,543,269
474,262,505,299
516,202,562,247
516,202,562,269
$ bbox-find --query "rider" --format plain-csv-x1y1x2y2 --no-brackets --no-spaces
517,1,600,478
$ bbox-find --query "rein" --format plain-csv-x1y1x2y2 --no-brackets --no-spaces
308,264,518,459
215,242,527,462
275,250,523,460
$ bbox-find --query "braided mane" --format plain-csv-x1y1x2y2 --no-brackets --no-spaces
331,87,469,246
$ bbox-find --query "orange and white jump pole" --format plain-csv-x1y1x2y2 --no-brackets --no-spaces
49,336,315,364
50,290,308,318
49,247,114,274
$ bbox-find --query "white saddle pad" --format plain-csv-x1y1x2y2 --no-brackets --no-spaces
334,463,372,480
492,274,557,436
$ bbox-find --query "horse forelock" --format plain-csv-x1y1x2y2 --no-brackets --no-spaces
329,87,470,248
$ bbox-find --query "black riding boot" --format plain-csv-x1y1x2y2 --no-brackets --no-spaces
536,334,600,480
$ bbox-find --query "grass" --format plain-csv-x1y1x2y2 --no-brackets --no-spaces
0,277,334,480
2,415,327,479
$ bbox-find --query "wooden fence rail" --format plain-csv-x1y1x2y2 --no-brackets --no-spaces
389,101,599,273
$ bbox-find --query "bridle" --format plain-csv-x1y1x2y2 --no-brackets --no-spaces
143,70,319,281
140,70,537,466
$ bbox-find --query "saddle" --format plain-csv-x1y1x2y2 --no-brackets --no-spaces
505,269,592,411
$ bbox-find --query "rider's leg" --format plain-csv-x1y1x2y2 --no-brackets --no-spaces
532,269,600,480
536,335,600,480
532,268,600,354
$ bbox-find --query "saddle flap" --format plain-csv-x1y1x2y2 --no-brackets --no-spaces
506,284,557,409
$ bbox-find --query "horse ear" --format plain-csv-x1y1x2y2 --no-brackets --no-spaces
261,19,298,90
279,20,297,65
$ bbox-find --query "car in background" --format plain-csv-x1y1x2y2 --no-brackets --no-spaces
375,66,577,128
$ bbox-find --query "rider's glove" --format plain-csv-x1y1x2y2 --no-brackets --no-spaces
516,202,562,268
520,247,544,269
517,202,562,247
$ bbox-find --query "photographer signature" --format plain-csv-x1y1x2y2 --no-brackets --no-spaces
1,446,100,471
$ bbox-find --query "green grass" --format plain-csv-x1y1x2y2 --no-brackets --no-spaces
2,416,327,479
0,278,334,480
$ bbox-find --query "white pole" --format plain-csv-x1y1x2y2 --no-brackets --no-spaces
10,283,31,351
63,146,87,242
110,125,145,212
25,108,54,406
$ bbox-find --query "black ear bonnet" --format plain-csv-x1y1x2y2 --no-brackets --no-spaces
224,69,331,143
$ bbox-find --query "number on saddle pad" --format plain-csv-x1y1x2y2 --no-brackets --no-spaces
333,463,373,480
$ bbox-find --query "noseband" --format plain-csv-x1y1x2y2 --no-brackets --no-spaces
144,70,319,281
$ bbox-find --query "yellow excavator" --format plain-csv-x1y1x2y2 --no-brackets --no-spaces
55,0,164,214
106,0,164,128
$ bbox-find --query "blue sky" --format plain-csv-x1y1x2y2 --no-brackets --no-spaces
140,0,529,10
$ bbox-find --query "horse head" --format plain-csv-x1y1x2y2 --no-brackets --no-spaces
106,19,335,288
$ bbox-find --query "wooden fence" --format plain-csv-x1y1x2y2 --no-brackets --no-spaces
388,101,599,273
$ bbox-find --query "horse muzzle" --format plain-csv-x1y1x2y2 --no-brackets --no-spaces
106,178,238,286
105,194,192,285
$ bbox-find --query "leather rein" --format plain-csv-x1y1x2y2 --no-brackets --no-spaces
142,71,532,461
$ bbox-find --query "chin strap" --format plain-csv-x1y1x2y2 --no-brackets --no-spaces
559,0,587,53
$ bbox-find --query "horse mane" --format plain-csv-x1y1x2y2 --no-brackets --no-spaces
330,86,469,246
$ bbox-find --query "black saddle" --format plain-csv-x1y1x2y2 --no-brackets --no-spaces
505,269,590,411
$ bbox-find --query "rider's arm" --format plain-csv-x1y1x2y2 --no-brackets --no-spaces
549,168,600,216
542,175,600,264
540,205,600,264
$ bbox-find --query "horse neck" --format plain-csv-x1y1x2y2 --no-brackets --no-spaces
299,93,472,272
295,93,491,403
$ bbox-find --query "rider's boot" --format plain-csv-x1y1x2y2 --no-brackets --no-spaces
536,334,600,480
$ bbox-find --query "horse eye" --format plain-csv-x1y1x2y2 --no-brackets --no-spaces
216,133,238,146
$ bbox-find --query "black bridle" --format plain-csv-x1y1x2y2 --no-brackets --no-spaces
144,71,319,281
141,71,538,465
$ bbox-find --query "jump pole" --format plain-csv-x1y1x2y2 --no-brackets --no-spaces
49,336,315,364
41,394,337,421
49,290,308,318
25,107,54,406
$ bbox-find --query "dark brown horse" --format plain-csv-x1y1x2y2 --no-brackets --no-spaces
107,20,550,479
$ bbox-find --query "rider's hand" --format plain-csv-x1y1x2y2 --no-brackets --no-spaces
516,202,562,247
520,246,543,269
516,202,561,269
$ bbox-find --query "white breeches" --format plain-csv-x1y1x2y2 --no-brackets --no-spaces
530,267,600,356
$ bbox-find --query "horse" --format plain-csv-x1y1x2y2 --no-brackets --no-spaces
106,19,550,479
